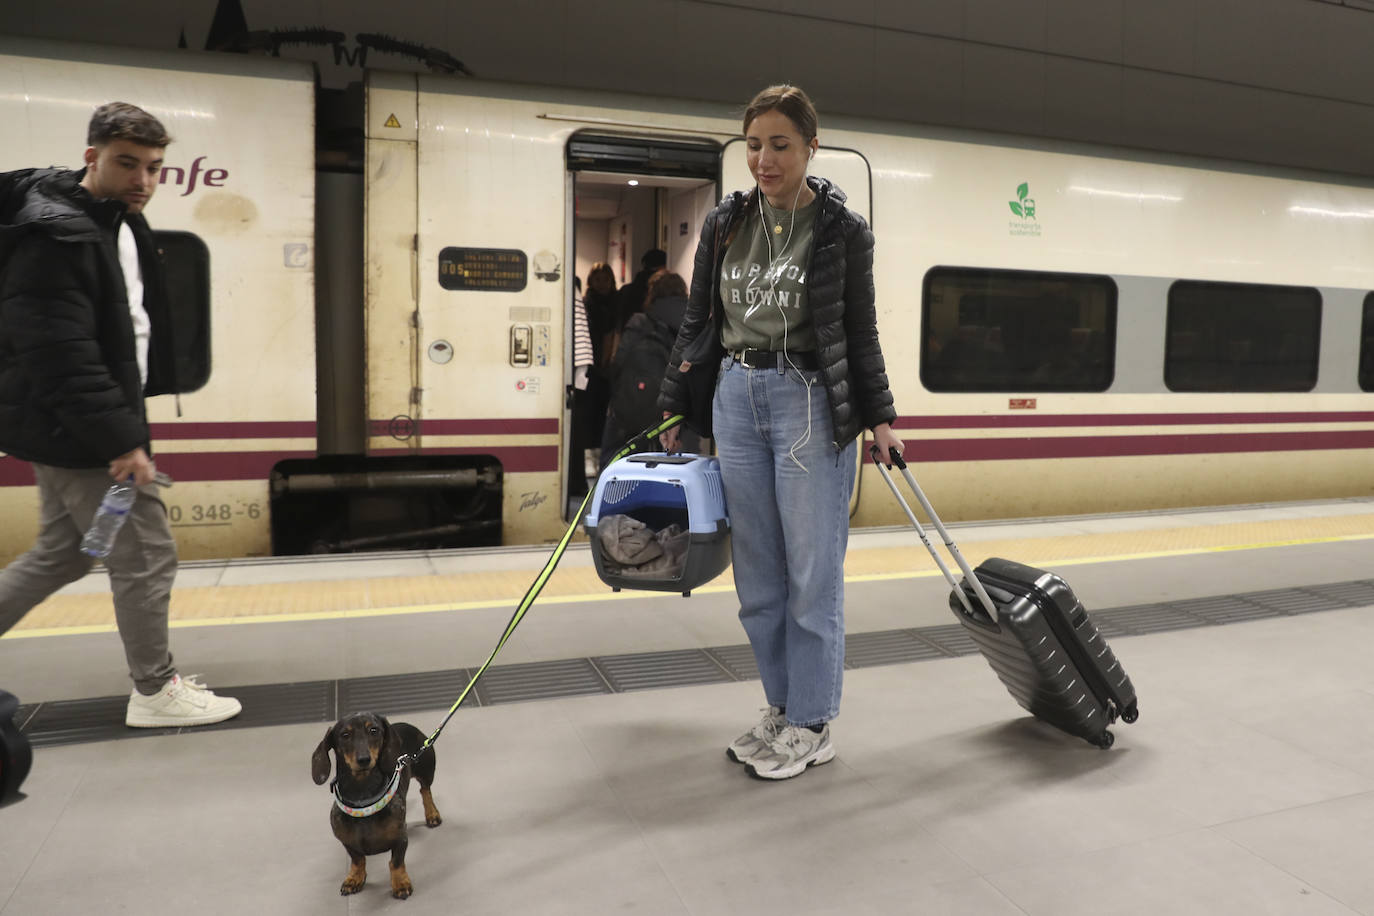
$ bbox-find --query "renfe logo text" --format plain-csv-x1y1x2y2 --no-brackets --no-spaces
159,156,228,196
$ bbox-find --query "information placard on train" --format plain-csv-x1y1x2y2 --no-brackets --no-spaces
438,247,528,292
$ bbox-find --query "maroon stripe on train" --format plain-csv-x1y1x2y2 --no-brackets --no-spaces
146,418,560,440
4,426,1374,487
148,446,556,479
143,413,1374,440
0,445,558,486
366,446,558,472
897,411,1374,430
370,418,559,436
150,451,317,481
148,421,318,439
0,463,34,487
906,429,1374,462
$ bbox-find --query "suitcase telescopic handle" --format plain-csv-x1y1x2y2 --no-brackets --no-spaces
870,445,1000,621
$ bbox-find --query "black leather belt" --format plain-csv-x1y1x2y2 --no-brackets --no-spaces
733,349,819,370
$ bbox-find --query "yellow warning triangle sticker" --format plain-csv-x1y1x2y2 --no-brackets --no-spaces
384,113,401,129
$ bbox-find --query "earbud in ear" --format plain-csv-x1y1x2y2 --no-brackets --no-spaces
809,148,815,160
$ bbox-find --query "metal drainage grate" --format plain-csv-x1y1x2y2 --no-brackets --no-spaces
592,650,733,692
1172,595,1279,626
1244,588,1348,616
473,657,609,706
1303,580,1374,608
210,680,337,732
845,630,948,668
703,645,759,682
340,670,475,715
914,624,983,657
1096,603,1209,635
22,696,157,749
16,575,1374,749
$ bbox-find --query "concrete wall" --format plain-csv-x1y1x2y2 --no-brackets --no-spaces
4,0,1374,176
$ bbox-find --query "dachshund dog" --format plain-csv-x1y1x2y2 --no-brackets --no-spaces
311,712,442,898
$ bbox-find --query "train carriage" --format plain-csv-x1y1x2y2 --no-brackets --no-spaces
3,35,1374,565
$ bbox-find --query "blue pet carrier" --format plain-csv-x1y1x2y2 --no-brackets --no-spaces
584,453,731,595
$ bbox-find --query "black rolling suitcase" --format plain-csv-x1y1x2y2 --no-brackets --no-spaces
872,448,1138,748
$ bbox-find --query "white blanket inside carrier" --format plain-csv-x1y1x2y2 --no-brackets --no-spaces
598,515,689,577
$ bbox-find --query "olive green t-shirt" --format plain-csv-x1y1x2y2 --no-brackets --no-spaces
719,196,818,353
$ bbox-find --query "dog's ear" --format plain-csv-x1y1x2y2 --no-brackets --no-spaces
311,726,335,785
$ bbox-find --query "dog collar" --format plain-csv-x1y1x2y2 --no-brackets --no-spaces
331,763,404,818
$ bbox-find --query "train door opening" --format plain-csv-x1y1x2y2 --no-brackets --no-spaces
563,133,720,518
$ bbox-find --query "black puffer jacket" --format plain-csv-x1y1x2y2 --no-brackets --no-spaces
0,168,176,468
657,176,896,447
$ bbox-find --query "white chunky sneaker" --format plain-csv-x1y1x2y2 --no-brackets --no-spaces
726,706,787,764
126,674,242,728
745,724,835,780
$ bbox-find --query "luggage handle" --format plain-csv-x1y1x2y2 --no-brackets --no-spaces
870,445,1000,622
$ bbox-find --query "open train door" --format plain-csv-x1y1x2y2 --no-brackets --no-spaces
564,132,721,519
719,140,874,516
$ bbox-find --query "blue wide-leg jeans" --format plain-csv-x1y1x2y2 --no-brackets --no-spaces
712,356,857,727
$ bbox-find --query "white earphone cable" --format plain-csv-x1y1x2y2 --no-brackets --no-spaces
747,148,816,471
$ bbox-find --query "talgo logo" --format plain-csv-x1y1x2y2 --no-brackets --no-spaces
1009,182,1035,219
1008,182,1041,237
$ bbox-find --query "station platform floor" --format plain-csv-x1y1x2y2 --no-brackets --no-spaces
4,498,1374,914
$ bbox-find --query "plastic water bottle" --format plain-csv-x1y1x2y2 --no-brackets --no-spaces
80,478,137,559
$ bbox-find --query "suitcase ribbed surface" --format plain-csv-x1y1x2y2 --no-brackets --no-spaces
956,558,1137,748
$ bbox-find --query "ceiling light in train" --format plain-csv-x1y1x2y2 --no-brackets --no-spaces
1068,185,1182,202
627,179,639,186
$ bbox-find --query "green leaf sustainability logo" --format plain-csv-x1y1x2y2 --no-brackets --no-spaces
1009,182,1036,219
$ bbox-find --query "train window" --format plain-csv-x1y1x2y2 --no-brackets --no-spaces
1164,281,1320,392
1361,293,1374,392
154,230,211,392
921,267,1117,392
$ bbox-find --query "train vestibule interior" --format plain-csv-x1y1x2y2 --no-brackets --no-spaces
563,133,719,514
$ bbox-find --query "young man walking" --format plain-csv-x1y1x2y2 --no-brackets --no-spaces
0,102,240,727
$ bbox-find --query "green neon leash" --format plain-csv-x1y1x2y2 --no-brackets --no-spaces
409,414,685,758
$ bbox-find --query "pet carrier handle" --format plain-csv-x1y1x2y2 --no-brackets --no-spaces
870,446,999,621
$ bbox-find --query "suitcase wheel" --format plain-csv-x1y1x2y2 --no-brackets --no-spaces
1093,729,1115,750
1121,704,1139,724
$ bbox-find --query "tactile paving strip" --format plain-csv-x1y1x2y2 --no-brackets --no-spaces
17,576,1374,749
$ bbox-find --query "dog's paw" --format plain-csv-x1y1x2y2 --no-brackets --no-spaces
340,876,365,896
390,876,413,899
426,811,442,828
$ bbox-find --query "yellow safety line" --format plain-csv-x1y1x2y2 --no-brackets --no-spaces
7,528,1374,641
